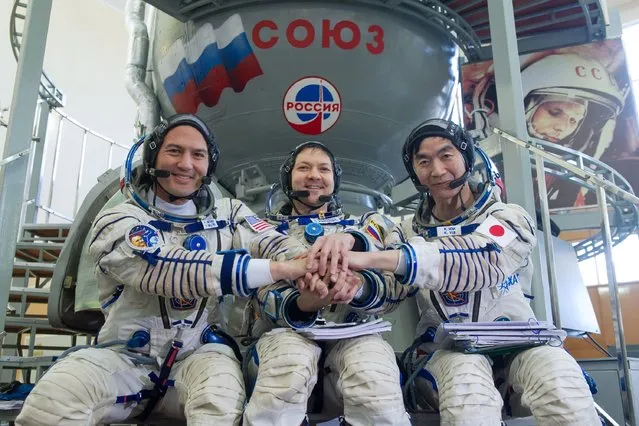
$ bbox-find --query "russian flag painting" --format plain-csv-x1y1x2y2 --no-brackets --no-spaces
158,14,263,114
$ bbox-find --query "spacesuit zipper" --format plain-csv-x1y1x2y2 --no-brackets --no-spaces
472,292,482,322
430,291,448,321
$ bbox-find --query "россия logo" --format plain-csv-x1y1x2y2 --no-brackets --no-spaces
283,76,342,135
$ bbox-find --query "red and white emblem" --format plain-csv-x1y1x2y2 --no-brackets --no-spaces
282,76,342,135
476,216,516,247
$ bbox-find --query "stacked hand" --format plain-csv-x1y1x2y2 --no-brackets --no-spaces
294,234,371,311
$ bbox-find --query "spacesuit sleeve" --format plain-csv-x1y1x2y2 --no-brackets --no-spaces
346,211,408,251
398,203,536,292
256,281,318,329
345,213,415,314
350,268,418,315
88,203,257,299
348,212,406,251
244,214,308,261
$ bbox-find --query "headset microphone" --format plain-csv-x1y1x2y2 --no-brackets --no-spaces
148,168,170,178
289,190,310,198
448,171,470,189
289,191,332,203
149,168,212,185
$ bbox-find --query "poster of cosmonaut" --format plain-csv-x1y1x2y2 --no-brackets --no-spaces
461,39,639,209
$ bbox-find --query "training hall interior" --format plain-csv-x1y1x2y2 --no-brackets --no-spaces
1,0,639,424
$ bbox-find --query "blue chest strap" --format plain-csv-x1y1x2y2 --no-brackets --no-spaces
148,219,228,234
275,217,357,233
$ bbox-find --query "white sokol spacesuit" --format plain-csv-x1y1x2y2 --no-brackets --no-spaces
17,115,305,426
242,142,413,426
382,120,599,425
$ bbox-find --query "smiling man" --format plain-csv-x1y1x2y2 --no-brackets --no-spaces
151,125,211,203
343,119,600,426
244,141,412,426
16,114,310,426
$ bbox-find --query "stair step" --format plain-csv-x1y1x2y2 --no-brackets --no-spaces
21,223,71,242
8,287,49,304
12,261,56,278
15,242,63,262
4,317,77,335
0,355,57,368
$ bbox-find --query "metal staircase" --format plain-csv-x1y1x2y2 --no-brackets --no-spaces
2,0,71,367
2,1,116,385
1,224,88,385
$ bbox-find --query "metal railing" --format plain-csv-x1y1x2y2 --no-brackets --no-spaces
7,0,131,231
526,139,638,261
31,109,130,225
494,127,637,426
5,102,130,232
389,138,639,262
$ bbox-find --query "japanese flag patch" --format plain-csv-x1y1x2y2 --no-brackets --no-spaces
244,215,273,233
476,216,516,247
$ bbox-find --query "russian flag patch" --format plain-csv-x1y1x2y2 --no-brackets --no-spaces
365,221,385,243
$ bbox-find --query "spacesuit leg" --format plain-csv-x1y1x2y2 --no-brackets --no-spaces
325,334,410,426
16,348,150,426
171,343,245,426
507,345,599,426
243,329,321,426
418,349,503,426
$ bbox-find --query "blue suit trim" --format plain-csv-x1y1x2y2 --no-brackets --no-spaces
91,215,138,247
345,230,370,252
369,269,388,310
349,269,377,310
282,290,318,329
439,244,499,254
218,250,238,295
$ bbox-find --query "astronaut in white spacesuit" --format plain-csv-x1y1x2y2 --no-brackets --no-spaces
16,114,310,426
242,141,412,426
467,52,625,207
345,119,600,425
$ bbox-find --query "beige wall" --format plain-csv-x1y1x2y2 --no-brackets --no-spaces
617,1,639,25
565,282,639,359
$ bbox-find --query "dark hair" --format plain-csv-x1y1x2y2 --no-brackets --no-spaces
142,114,219,179
279,141,343,198
402,119,475,192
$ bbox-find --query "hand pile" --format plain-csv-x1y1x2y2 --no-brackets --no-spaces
294,234,368,311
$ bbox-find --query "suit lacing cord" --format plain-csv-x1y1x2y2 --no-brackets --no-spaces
114,329,185,421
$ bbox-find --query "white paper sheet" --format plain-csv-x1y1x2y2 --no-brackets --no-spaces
294,318,392,341
434,320,566,353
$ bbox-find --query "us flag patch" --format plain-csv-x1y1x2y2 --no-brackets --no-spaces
244,215,273,233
